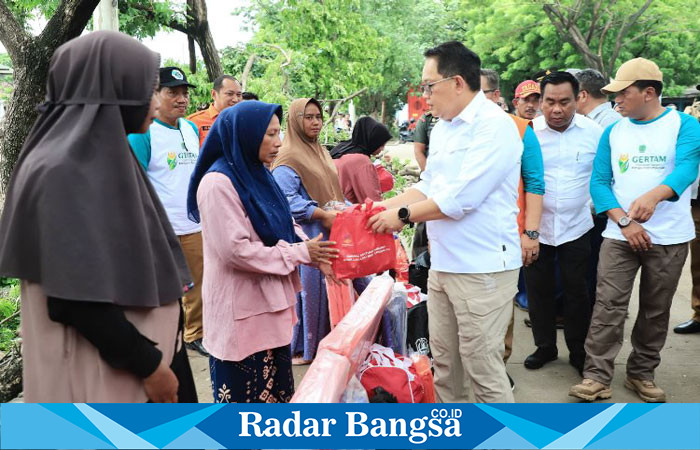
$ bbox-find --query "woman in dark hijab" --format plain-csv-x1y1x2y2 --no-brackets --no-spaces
188,101,337,402
330,116,393,203
0,31,196,402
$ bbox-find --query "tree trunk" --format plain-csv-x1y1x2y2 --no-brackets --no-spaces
186,0,196,73
0,0,101,191
0,48,53,190
190,0,222,81
380,99,386,125
188,36,197,73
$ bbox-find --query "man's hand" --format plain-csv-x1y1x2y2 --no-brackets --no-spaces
520,234,540,266
622,221,652,252
628,190,663,223
367,208,405,234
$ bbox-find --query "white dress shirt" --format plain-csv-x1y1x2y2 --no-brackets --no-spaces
534,113,603,246
413,91,524,274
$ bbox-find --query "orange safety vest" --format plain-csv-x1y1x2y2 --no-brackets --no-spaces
509,114,533,234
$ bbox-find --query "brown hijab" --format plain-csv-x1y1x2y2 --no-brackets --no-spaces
0,31,191,307
272,98,344,205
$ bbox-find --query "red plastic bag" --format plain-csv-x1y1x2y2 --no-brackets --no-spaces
375,165,395,193
412,354,436,403
330,200,396,279
358,344,424,403
394,238,409,283
326,279,355,329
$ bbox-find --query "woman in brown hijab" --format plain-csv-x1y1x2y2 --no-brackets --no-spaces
0,31,196,402
271,98,347,365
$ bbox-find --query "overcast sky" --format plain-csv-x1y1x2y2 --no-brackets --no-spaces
0,0,252,62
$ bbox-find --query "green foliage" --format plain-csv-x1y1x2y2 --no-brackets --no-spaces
0,279,20,352
118,0,182,39
445,0,700,98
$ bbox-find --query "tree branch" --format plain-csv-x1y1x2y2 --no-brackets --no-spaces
128,1,189,33
0,0,31,61
258,43,291,68
608,0,653,77
39,0,102,46
322,87,368,128
240,53,257,91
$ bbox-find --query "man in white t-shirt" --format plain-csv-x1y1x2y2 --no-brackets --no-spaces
570,58,700,403
129,67,207,356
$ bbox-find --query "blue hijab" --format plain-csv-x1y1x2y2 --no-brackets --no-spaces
187,101,301,247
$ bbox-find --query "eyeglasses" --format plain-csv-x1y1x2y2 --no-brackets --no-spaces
483,89,497,94
419,76,457,95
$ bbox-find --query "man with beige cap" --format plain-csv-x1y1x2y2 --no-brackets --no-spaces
569,57,700,402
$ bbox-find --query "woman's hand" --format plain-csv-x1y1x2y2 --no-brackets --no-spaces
319,262,342,284
144,360,178,403
305,233,339,266
320,209,339,230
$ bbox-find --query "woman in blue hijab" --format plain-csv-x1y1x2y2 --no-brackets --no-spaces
188,101,338,403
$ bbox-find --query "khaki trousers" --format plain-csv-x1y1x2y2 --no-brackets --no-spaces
689,206,700,322
584,238,688,385
179,232,204,343
428,269,518,403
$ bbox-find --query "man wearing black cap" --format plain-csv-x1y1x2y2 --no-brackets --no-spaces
128,66,208,356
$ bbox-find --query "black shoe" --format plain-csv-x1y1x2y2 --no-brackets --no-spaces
673,319,700,334
523,317,563,329
569,354,585,377
507,372,515,391
524,347,558,369
186,338,209,356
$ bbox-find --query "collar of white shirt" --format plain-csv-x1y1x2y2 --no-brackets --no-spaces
449,90,488,125
533,113,594,133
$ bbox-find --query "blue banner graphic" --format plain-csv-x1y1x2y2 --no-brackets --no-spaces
2,403,699,449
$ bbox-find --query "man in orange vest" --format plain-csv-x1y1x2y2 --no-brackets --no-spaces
481,69,544,390
187,75,243,146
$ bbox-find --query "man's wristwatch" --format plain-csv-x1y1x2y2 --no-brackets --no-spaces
524,230,539,240
617,216,632,228
398,206,412,225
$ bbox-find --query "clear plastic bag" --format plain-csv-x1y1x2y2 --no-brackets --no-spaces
378,283,408,355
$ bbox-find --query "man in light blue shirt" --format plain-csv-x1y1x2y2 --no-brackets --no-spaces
369,41,523,403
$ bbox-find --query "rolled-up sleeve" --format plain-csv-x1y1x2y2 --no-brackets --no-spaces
590,124,621,214
272,165,319,222
432,118,521,220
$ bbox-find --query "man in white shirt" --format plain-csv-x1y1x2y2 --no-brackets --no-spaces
368,41,523,403
575,69,622,129
129,67,207,356
523,72,603,375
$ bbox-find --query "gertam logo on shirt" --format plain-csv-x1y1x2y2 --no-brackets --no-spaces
618,153,629,173
167,152,177,170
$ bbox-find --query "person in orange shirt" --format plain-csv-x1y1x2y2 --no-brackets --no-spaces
188,75,243,146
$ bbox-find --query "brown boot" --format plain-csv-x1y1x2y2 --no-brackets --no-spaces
569,378,612,401
624,377,666,403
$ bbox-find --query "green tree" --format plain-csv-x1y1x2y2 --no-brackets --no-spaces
447,0,699,97
0,0,101,190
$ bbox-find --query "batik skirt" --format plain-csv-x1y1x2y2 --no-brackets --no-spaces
210,345,294,403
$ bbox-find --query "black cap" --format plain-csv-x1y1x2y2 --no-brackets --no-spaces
159,66,195,88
